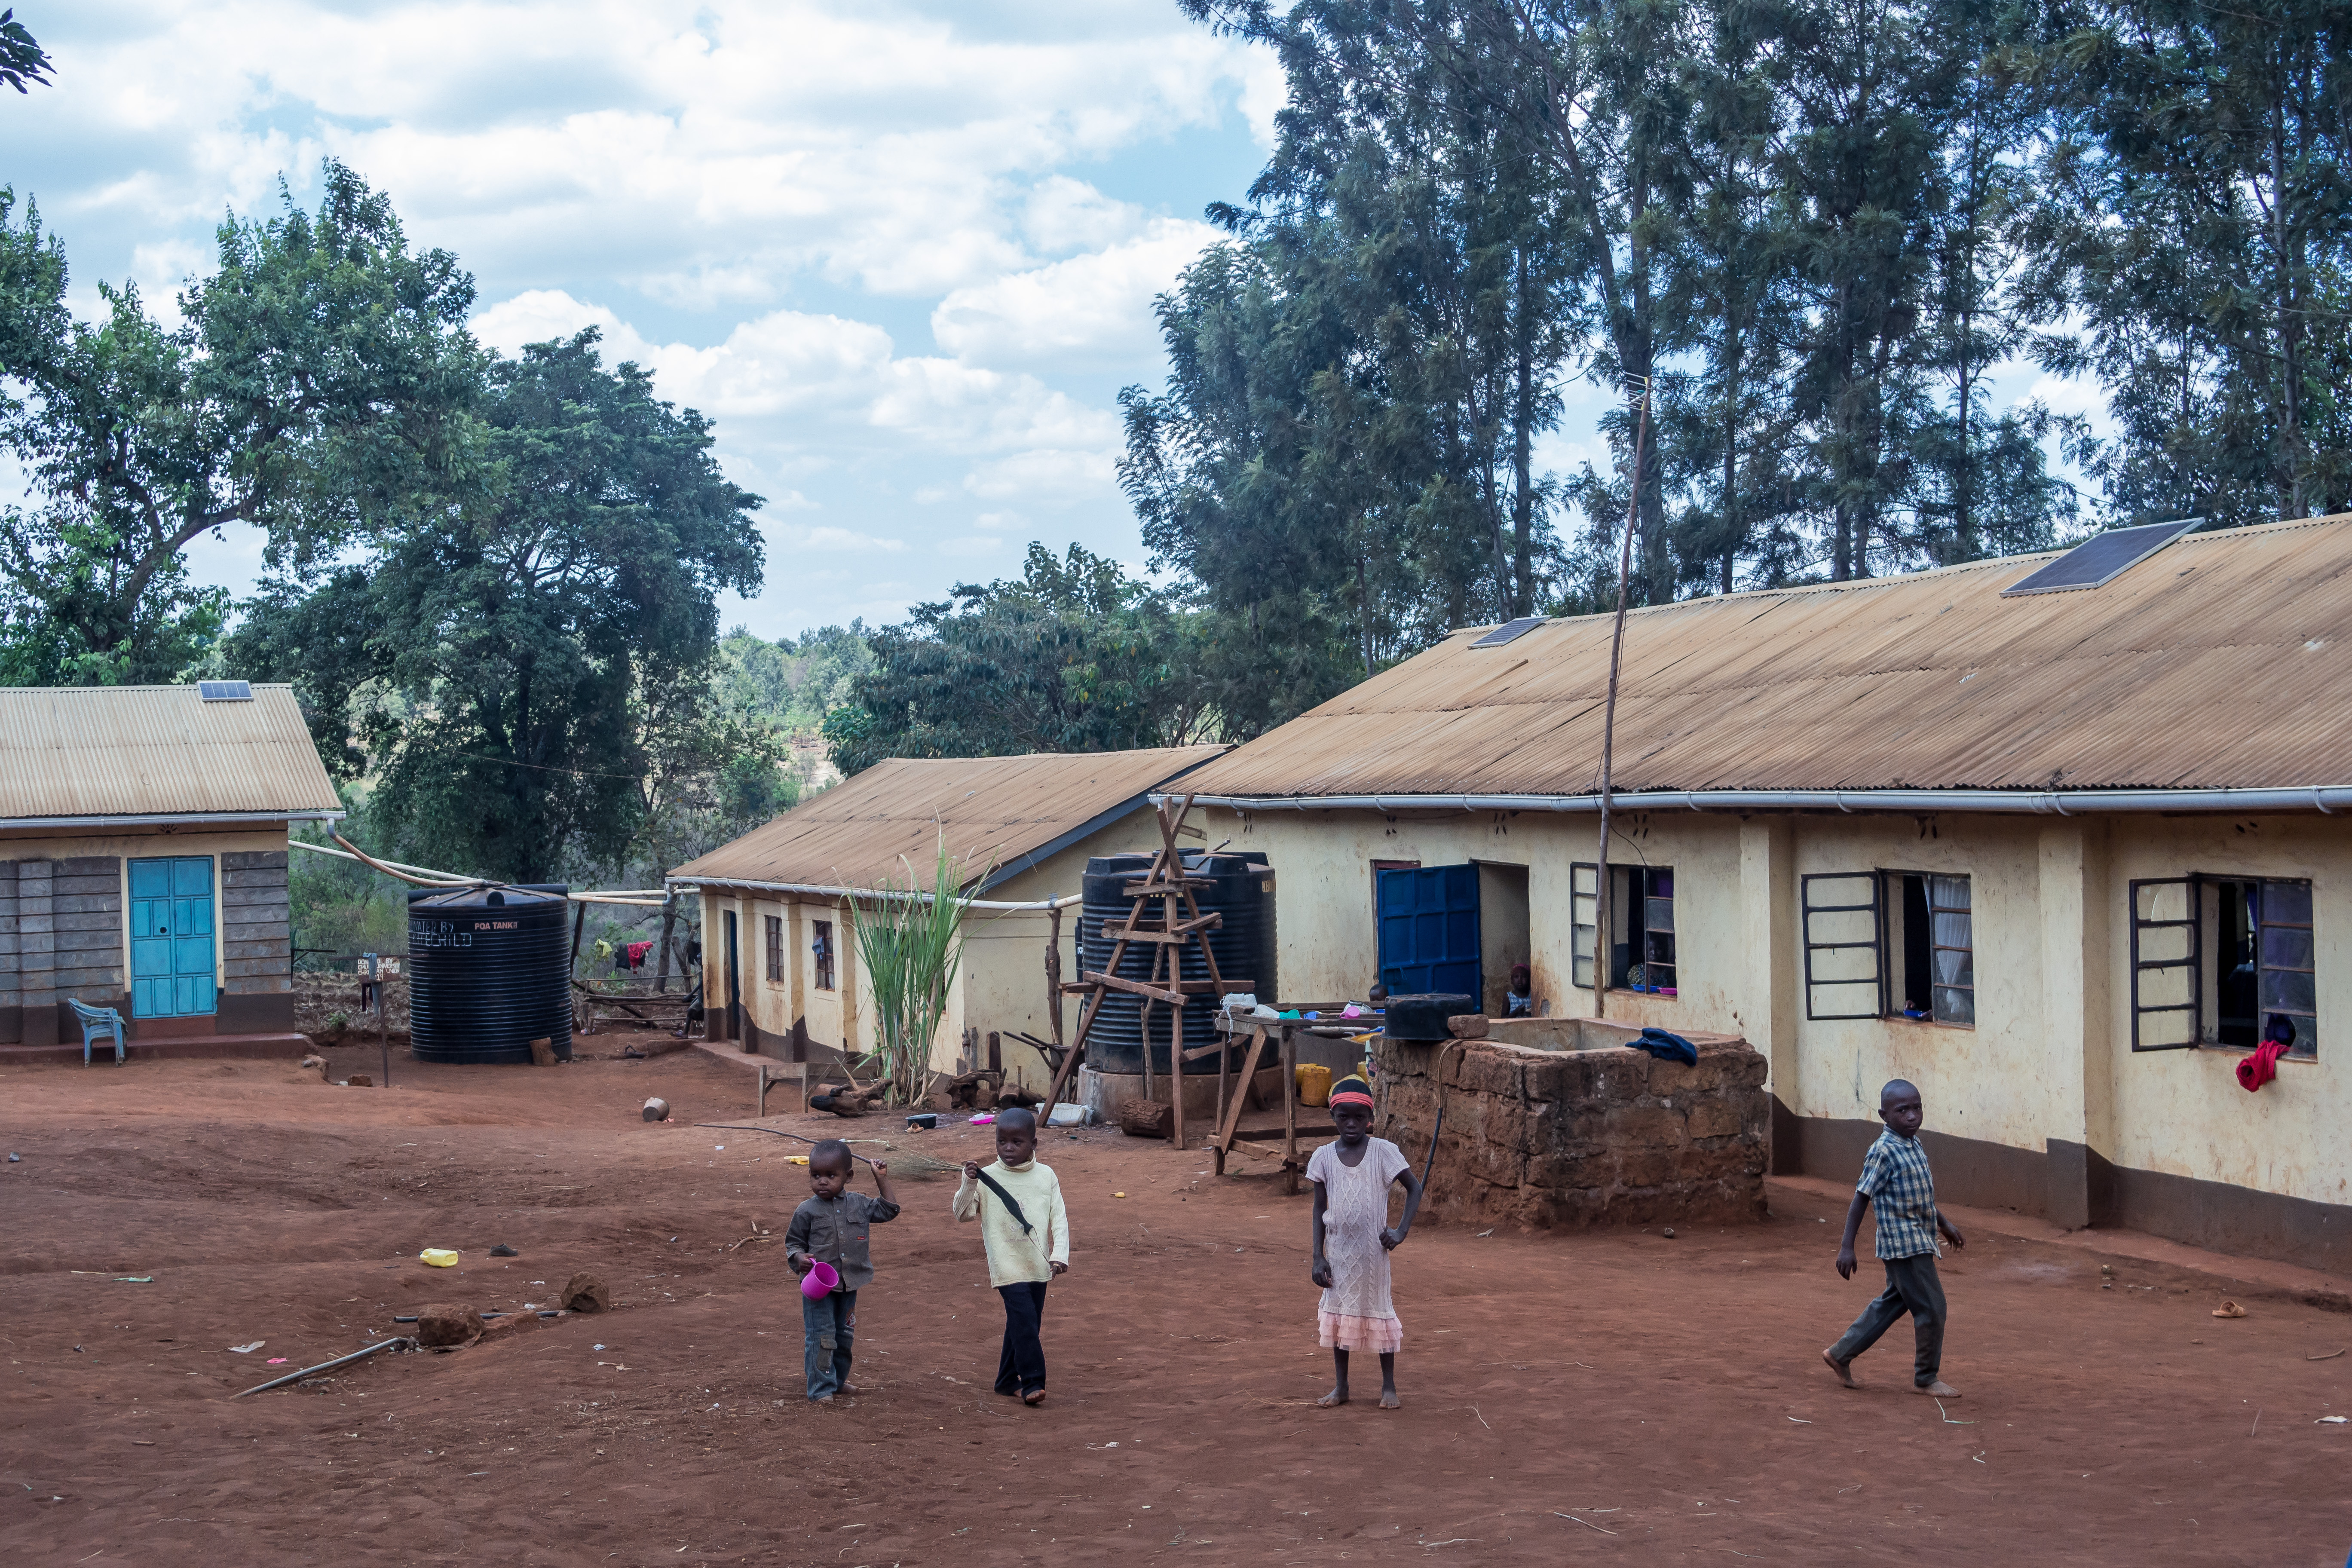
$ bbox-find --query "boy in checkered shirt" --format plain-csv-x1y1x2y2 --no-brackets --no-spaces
1823,1078,1966,1397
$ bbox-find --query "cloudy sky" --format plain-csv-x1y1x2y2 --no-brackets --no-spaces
8,2,2089,642
6,0,1303,638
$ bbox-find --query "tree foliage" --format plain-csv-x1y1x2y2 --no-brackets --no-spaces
822,543,1215,775
230,331,766,883
0,166,480,683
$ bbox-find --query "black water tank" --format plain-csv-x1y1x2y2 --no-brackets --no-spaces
407,885,573,1064
1079,851,1271,1076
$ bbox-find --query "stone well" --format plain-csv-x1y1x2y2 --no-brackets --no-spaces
1373,1017,1769,1228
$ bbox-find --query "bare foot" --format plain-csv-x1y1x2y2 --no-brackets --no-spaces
1822,1348,1858,1388
1317,1387,1349,1408
1916,1380,1960,1398
1377,1389,1401,1409
1022,1389,1047,1406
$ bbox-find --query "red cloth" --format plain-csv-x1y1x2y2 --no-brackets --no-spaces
2236,1039,2290,1092
625,940,654,970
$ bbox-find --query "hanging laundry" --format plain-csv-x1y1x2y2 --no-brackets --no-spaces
626,940,654,970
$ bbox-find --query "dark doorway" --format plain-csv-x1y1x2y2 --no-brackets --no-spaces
724,910,743,1044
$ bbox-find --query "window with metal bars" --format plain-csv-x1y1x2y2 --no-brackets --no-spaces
1799,870,1972,1026
812,919,835,991
2131,875,2316,1058
766,914,784,983
1570,863,1677,993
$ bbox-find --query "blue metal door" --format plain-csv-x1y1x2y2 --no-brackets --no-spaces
129,856,217,1018
1377,864,1482,998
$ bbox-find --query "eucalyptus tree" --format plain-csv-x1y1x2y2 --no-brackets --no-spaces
2020,0,2352,526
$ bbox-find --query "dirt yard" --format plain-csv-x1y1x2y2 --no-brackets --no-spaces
2,1046,2347,1567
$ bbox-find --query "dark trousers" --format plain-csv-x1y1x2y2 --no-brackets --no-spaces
1831,1254,1946,1386
995,1281,1049,1396
802,1287,856,1400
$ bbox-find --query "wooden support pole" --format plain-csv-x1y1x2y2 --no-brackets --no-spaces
1281,1024,1300,1196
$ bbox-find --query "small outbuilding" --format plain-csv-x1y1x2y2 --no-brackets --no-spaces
0,682,340,1057
668,744,1225,1089
1175,513,2352,1270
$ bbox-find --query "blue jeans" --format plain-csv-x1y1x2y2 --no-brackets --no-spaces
995,1281,1048,1396
802,1287,856,1400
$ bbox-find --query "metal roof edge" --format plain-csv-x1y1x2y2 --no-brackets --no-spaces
0,809,344,830
1154,787,2352,816
661,872,1080,914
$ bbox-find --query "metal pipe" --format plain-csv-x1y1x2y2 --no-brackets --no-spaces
232,1335,415,1398
665,876,1085,913
4,809,343,830
1158,786,2352,816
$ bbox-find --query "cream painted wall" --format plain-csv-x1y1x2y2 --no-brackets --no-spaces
2101,816,2352,1207
691,799,1180,1092
1200,803,2352,1210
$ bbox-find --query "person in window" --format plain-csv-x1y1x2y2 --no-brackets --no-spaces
1504,964,1534,1018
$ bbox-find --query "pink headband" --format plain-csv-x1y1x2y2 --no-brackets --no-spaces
1329,1088,1375,1109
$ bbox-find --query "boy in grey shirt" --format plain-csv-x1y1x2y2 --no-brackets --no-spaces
786,1139,900,1403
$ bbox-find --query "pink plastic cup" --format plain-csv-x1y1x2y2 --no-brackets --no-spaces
800,1259,841,1299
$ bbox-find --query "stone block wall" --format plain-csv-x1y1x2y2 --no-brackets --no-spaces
1374,1027,1770,1229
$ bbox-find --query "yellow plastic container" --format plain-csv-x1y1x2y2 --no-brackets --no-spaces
419,1248,459,1268
1295,1062,1333,1107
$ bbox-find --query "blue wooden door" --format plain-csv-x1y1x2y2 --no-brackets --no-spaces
1377,864,1482,998
129,856,217,1018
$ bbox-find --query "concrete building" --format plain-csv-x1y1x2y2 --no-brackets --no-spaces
1171,514,2352,1273
669,745,1224,1090
0,682,341,1056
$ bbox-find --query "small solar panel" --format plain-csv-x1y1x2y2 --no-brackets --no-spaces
2000,518,2203,597
1470,616,1547,648
197,680,253,701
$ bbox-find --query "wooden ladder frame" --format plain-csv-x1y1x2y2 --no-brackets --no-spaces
1038,794,1252,1147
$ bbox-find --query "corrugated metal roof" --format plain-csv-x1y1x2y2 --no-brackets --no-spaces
1183,513,2352,800
670,745,1229,893
0,683,342,821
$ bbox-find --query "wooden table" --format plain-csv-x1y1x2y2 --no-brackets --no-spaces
1208,1016,1357,1191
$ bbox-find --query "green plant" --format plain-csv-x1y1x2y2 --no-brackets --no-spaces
845,836,973,1105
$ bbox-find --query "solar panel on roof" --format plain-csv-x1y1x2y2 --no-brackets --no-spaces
197,680,253,701
1470,616,1547,648
2000,517,2203,597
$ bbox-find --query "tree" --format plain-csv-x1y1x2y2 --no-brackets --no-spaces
231,331,766,883
0,9,52,94
2019,0,2352,527
822,543,1216,776
0,164,480,683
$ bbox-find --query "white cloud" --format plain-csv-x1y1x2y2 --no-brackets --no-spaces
931,217,1221,369
8,0,1274,636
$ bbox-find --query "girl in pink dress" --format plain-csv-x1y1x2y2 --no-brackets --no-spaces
1308,1076,1425,1408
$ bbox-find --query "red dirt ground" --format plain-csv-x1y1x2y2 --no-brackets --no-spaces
3,1046,2348,1567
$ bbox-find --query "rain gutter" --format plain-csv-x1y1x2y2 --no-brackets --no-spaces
1,808,345,830
1154,787,2352,816
664,875,1083,913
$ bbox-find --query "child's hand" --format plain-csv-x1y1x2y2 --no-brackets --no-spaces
868,1159,889,1179
962,1160,983,1180
1310,1257,1332,1289
1835,1245,1858,1280
1942,1219,1966,1249
789,1253,811,1276
1380,1225,1406,1250
1049,1260,1068,1276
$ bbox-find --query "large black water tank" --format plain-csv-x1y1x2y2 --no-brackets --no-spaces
1079,851,1271,1075
407,885,573,1064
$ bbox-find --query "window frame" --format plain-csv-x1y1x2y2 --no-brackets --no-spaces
1800,869,1974,1027
812,918,836,992
2128,876,2200,1051
1570,862,1678,995
2192,873,2317,1060
765,913,784,984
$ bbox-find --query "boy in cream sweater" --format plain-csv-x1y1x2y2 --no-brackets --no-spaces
953,1107,1070,1406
